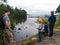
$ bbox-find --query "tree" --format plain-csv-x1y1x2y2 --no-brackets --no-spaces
1,0,7,3
56,5,60,26
0,4,6,17
0,4,27,29
13,7,27,24
0,0,7,7
56,5,60,13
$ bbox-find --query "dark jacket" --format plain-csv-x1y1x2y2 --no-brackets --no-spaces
48,15,56,25
44,24,48,33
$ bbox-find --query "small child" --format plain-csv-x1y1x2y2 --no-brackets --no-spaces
44,22,48,36
37,18,44,42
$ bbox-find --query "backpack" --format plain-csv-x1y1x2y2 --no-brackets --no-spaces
0,16,5,29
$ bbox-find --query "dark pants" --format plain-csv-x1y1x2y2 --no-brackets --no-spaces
45,29,48,34
43,29,48,36
49,24,54,37
38,31,43,42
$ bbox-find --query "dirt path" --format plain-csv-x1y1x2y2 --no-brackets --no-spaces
35,29,60,45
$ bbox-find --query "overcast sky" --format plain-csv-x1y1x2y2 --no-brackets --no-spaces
7,0,60,15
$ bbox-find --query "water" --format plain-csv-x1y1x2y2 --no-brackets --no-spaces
13,18,39,41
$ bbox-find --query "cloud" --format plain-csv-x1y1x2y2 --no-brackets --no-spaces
7,0,60,15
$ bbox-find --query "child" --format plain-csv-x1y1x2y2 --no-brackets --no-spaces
37,18,44,42
44,22,48,36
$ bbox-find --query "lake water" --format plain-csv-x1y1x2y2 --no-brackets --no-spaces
13,18,39,41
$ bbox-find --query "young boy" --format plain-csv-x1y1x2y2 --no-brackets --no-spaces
44,22,48,36
37,18,44,42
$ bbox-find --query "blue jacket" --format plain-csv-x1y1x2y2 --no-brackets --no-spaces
48,15,56,25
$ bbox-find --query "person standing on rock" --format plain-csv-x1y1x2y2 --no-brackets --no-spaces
48,11,56,39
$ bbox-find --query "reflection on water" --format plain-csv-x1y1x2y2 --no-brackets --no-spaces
13,18,39,41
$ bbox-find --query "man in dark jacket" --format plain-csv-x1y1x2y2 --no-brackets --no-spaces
48,11,56,38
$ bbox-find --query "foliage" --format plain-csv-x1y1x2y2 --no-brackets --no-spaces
13,7,27,24
56,5,60,13
0,4,27,29
0,0,7,5
3,0,7,2
56,5,60,26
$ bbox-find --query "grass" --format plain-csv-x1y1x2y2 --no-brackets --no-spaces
55,19,59,28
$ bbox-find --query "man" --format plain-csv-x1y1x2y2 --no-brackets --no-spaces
3,10,15,45
48,11,56,38
3,10,11,31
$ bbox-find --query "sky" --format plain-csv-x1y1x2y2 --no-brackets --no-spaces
7,0,60,15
